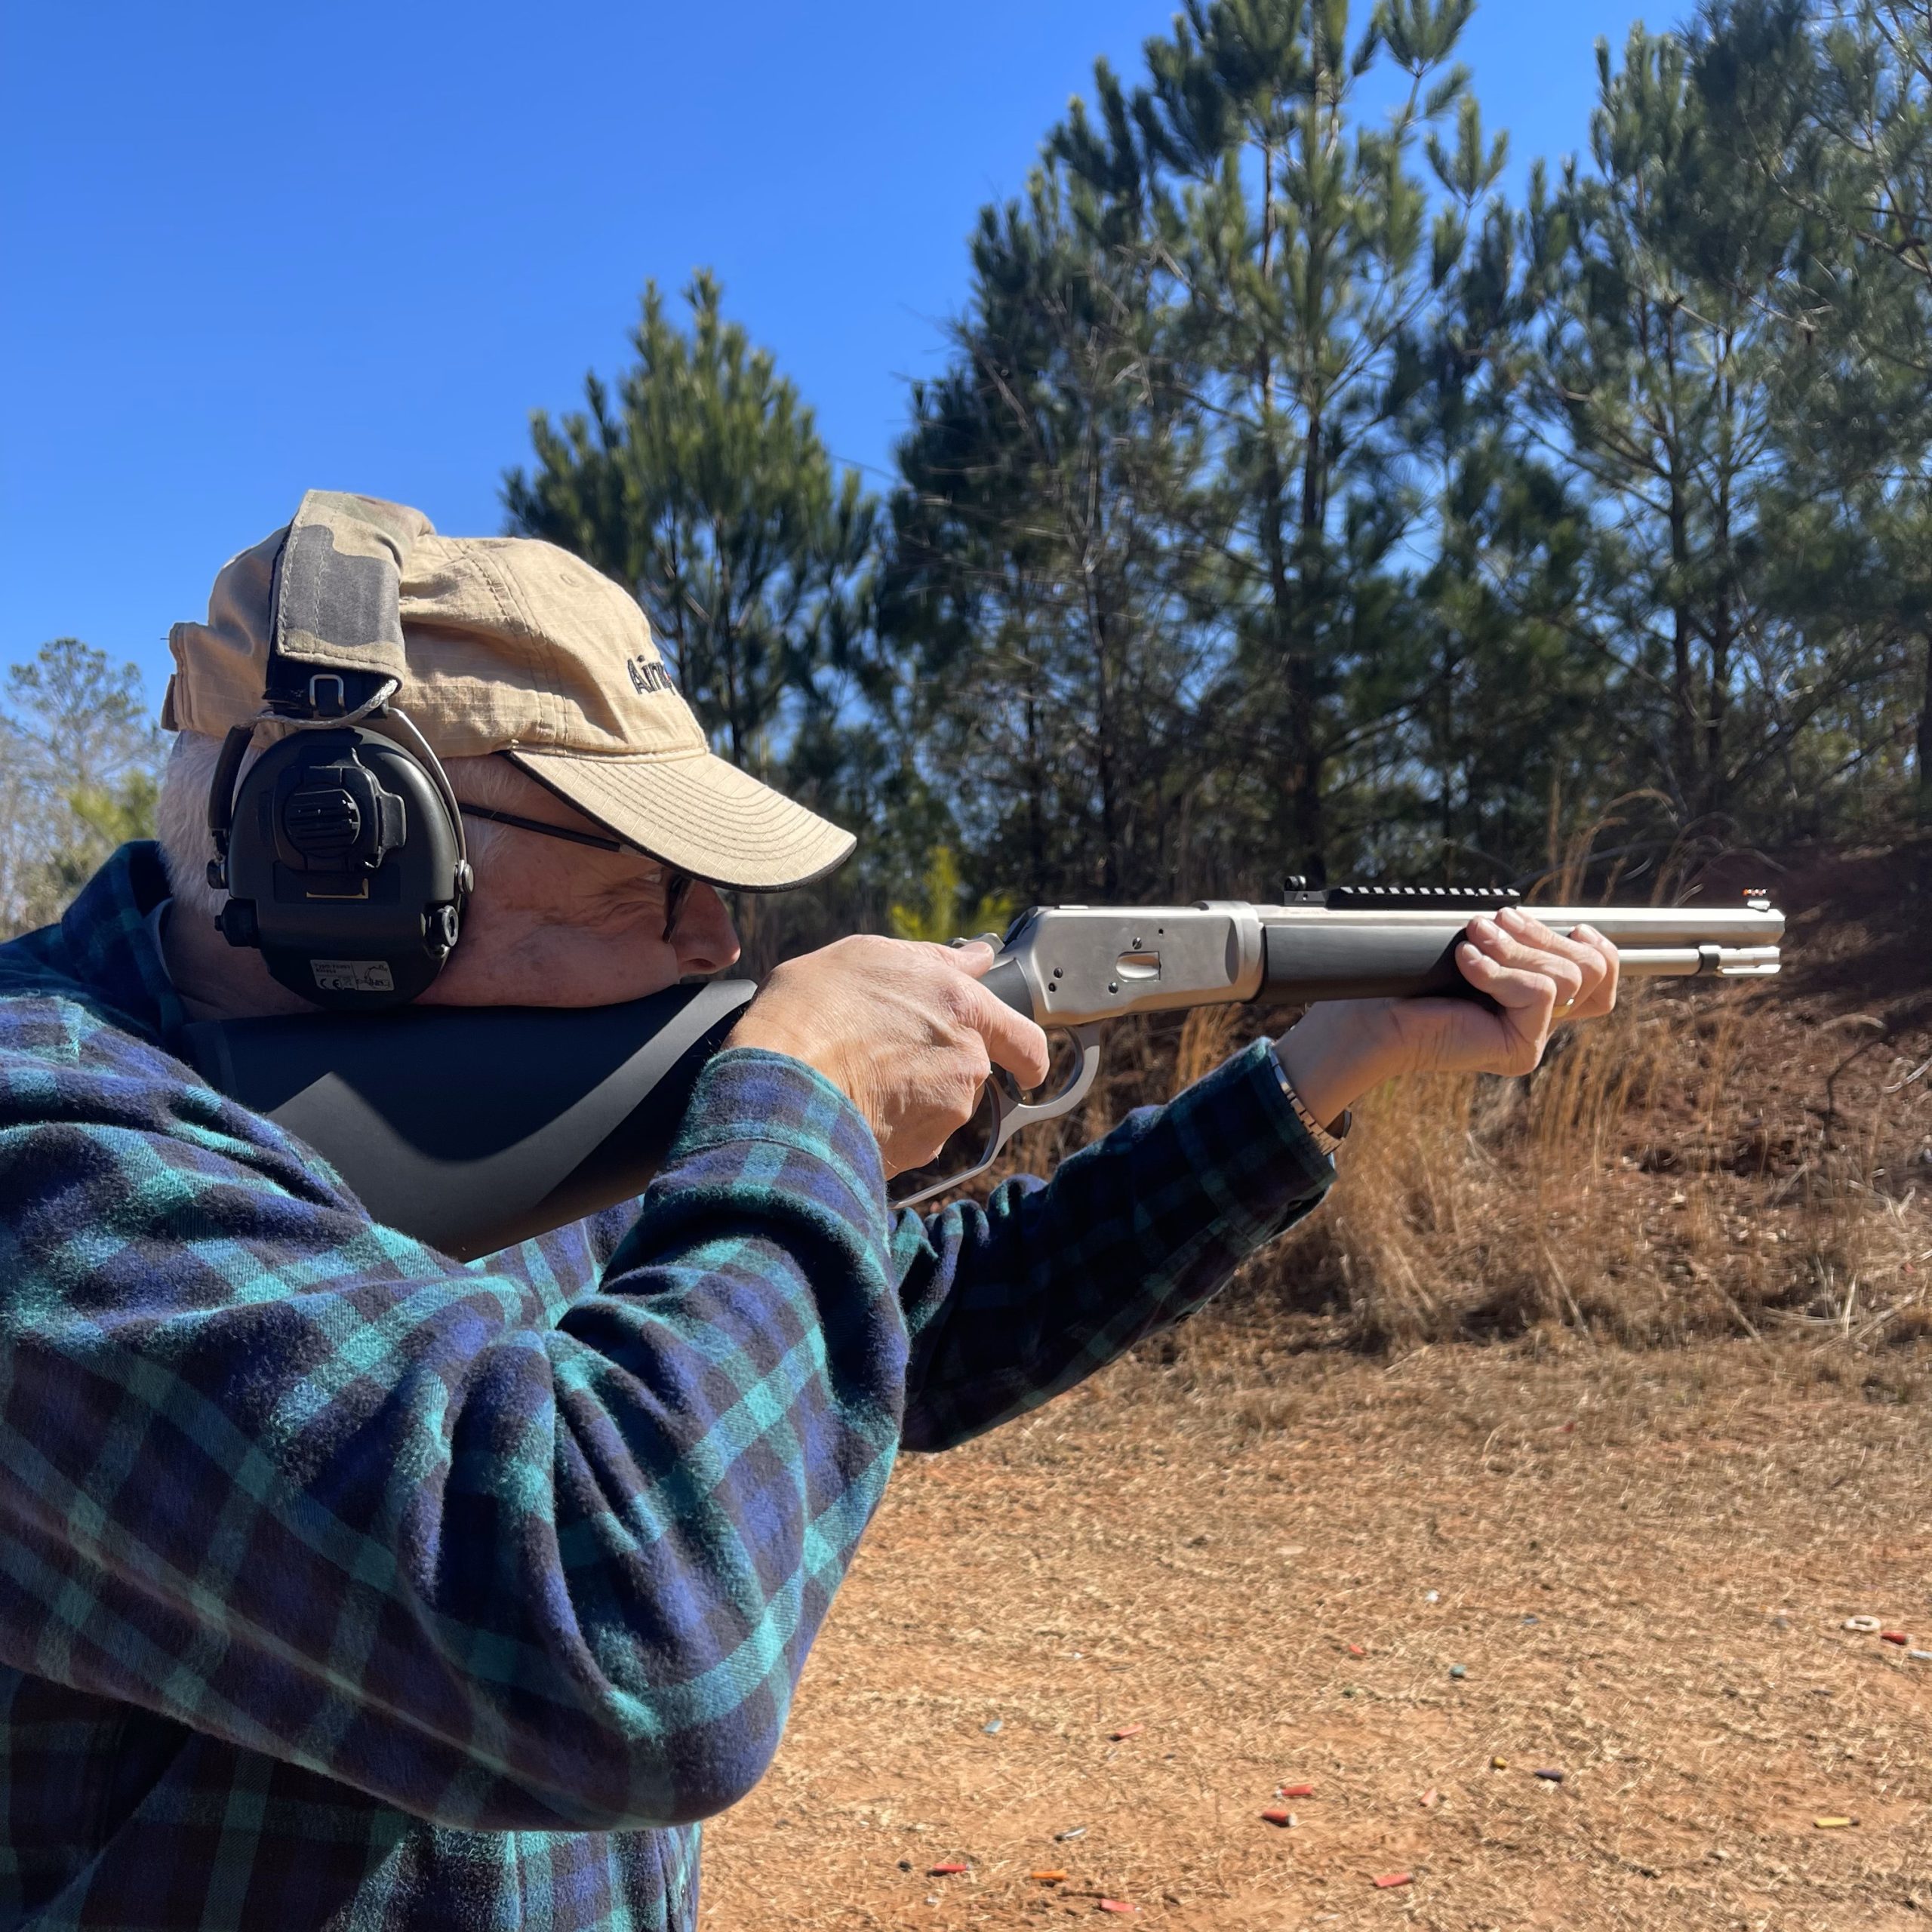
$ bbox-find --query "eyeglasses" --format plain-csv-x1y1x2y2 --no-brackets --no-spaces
458,804,695,943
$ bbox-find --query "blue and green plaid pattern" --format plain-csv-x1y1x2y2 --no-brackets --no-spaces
0,844,1334,1930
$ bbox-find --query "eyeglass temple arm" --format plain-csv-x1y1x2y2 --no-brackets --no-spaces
455,804,696,942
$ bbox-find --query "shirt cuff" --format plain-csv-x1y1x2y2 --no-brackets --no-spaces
1161,1037,1340,1254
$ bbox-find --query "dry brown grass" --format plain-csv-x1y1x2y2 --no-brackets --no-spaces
1241,976,1924,1353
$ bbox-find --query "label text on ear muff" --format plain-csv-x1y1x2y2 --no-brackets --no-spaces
312,960,398,995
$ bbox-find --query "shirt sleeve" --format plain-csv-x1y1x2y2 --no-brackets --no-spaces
891,1037,1336,1452
0,1006,903,1838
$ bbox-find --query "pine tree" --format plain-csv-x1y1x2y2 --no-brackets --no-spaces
1488,19,1909,844
883,165,1208,901
1050,0,1485,883
1697,0,1932,820
504,272,875,779
1399,186,1604,875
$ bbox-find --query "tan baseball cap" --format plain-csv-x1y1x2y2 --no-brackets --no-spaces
162,491,855,891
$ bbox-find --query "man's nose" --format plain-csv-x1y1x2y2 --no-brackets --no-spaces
673,881,741,975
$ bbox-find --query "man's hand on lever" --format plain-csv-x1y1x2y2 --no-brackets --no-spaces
1275,905,1623,1131
726,937,1052,1176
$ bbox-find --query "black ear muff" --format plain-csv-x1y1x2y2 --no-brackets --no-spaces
198,494,470,1010
211,724,470,1011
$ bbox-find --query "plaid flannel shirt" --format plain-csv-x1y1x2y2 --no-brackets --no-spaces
0,845,1335,1932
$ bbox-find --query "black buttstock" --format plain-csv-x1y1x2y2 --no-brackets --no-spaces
182,980,758,1260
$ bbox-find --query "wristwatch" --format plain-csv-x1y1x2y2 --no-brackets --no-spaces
1271,1046,1351,1158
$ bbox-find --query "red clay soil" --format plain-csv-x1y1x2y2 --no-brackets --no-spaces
700,1344,1932,1930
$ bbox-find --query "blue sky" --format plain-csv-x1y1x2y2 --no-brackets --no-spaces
1,0,1660,701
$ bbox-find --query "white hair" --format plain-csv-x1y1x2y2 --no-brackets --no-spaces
157,730,518,920
155,731,232,922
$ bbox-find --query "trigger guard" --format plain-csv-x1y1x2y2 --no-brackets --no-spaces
987,1023,1103,1149
888,1024,1104,1211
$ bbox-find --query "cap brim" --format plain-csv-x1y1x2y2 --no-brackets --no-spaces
506,747,856,891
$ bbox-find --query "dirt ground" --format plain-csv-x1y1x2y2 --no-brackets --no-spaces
700,1340,1932,1930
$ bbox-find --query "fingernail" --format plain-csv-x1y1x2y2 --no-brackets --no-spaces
1471,917,1497,940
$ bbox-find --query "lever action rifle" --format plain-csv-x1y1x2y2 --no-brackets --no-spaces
183,883,1784,1260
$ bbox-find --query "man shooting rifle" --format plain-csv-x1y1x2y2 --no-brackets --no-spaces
0,492,1630,1931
